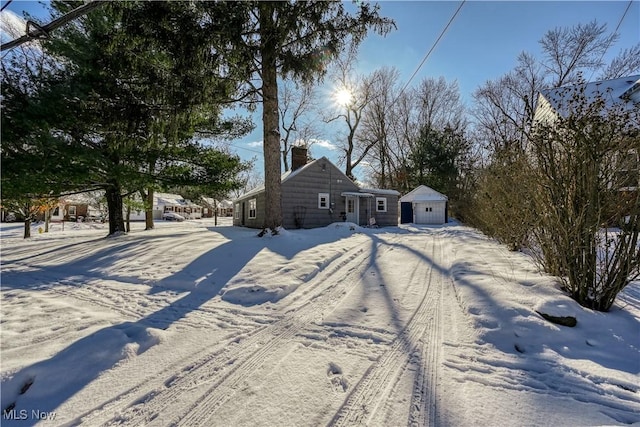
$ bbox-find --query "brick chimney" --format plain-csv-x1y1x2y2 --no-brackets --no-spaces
291,146,308,171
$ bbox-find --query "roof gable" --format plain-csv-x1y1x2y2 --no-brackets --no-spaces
400,185,448,202
536,75,640,119
235,156,358,200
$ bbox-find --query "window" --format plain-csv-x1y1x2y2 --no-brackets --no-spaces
617,150,639,189
68,205,76,216
53,207,60,216
235,203,240,219
318,193,329,209
376,197,387,212
425,207,433,212
347,198,355,213
249,199,257,219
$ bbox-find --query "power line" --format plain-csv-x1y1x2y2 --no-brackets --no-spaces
395,0,466,102
588,0,634,82
1,0,14,12
1,0,106,51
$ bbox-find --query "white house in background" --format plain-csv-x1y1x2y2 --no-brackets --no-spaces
533,75,640,192
533,74,640,124
201,197,234,218
399,185,448,225
154,193,203,220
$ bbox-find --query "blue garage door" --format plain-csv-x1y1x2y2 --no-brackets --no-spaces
400,202,413,224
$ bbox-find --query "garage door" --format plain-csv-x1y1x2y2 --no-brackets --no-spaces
414,202,445,224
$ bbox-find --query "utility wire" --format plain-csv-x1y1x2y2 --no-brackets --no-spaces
1,0,106,51
394,0,466,104
588,0,633,82
1,0,14,13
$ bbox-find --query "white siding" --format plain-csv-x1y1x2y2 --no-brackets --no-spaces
414,201,446,224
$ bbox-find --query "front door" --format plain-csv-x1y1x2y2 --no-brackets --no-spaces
345,196,359,224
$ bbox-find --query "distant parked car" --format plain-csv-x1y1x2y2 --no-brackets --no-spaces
162,212,185,221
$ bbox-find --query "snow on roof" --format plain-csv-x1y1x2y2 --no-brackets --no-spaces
400,185,448,202
360,188,401,196
62,194,97,205
341,191,374,197
539,75,640,119
155,193,201,207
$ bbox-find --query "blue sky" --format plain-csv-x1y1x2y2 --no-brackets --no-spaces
3,1,639,178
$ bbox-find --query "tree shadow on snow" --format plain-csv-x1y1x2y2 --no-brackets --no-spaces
0,225,372,424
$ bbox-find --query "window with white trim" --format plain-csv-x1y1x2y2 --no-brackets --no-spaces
318,193,329,209
68,205,77,216
376,197,387,212
249,199,257,219
235,203,240,219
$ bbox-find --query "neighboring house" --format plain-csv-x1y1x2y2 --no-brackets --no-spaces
202,197,234,218
233,147,400,229
155,193,203,220
533,74,640,191
51,193,103,222
399,185,448,225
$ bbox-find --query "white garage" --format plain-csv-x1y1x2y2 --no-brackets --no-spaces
399,185,448,225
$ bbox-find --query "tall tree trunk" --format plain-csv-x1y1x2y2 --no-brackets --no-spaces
22,200,31,239
260,3,282,232
23,219,31,239
105,181,126,235
145,187,154,230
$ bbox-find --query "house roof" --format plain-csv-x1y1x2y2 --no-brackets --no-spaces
155,193,201,208
234,157,401,202
62,193,99,205
360,188,401,196
235,156,353,200
201,197,233,208
400,185,448,202
538,75,640,119
341,191,374,198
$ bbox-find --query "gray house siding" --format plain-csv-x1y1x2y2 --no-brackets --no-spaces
363,192,399,227
233,156,399,229
282,160,359,229
233,191,266,228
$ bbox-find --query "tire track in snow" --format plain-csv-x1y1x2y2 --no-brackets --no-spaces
167,239,402,427
68,237,385,427
329,233,443,427
408,236,446,427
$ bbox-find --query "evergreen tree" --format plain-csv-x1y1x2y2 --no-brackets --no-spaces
2,1,251,236
200,1,394,232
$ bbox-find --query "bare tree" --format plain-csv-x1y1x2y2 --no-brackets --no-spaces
325,54,379,180
415,76,467,132
598,44,640,80
539,20,617,87
360,66,400,187
278,80,319,171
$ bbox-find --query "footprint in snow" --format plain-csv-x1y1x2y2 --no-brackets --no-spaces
327,362,349,392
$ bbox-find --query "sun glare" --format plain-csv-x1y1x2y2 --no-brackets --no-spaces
335,88,353,107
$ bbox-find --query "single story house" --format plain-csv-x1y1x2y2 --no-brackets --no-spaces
50,193,104,222
201,197,234,218
155,193,203,220
400,185,448,225
233,147,400,229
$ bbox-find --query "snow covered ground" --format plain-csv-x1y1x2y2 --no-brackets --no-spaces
1,218,638,426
